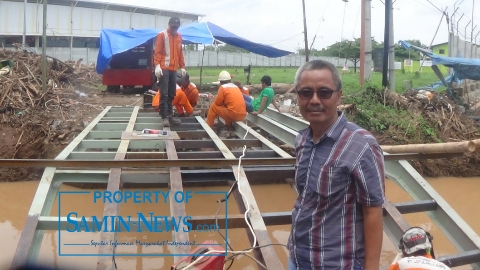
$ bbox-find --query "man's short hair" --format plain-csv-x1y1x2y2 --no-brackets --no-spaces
168,17,181,27
294,60,342,91
261,75,272,86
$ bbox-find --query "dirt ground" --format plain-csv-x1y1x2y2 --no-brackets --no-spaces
0,85,143,182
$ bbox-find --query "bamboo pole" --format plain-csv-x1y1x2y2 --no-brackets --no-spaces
381,141,475,154
472,139,480,151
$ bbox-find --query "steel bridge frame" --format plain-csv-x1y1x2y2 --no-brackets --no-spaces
6,105,480,269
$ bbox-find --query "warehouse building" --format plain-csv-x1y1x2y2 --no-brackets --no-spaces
0,0,203,64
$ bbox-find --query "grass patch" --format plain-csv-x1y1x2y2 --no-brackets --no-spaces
186,67,444,94
343,88,443,144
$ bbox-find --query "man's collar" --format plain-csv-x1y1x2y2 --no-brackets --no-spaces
307,111,347,142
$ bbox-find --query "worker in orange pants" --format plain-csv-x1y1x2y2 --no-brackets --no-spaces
152,85,200,116
206,71,247,128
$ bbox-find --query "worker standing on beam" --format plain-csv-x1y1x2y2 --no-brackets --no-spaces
206,71,247,129
288,60,385,270
388,227,450,270
154,17,186,127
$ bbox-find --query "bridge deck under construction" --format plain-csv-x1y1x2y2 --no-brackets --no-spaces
8,106,480,270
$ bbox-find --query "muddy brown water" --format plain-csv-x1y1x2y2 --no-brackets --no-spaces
0,177,478,270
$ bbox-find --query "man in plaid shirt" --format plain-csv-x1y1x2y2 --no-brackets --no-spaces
288,60,386,270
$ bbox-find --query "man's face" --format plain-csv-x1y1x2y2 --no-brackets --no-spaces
296,69,342,125
169,25,179,35
181,80,189,88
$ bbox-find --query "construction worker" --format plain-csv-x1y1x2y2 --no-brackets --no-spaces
206,71,247,128
151,84,201,117
244,75,281,114
154,16,185,127
177,73,199,108
388,227,450,270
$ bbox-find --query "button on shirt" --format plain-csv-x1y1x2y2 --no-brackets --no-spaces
288,111,386,269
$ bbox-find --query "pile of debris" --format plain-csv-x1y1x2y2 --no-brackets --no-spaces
0,47,101,111
0,47,103,182
385,89,479,141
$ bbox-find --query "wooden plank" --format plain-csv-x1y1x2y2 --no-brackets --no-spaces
164,127,190,261
121,131,180,140
195,116,284,270
97,106,139,270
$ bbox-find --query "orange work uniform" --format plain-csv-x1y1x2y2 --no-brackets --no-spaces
206,83,247,127
240,86,249,96
152,85,194,115
153,30,185,71
181,82,199,108
388,254,450,270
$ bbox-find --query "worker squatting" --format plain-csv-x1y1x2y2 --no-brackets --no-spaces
65,190,215,233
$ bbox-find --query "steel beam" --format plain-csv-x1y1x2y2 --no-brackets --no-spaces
37,212,293,231
246,114,298,148
264,107,309,131
195,116,284,270
164,127,190,261
97,106,139,270
66,150,279,160
53,167,295,185
385,160,480,269
232,120,292,157
0,158,295,168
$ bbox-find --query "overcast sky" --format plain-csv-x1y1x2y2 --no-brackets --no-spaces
111,0,477,53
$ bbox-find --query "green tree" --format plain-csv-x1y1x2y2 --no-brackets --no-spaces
306,38,381,73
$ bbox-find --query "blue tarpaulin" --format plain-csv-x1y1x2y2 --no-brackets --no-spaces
96,22,292,74
399,40,480,80
96,28,161,74
178,22,292,58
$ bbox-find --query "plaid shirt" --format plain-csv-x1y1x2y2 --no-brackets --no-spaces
288,112,385,269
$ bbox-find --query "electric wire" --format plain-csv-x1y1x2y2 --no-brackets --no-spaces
426,0,445,13
181,126,269,270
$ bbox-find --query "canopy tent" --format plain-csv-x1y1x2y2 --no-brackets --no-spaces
96,23,292,75
178,22,292,58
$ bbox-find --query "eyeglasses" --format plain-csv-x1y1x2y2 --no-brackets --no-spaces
296,88,338,100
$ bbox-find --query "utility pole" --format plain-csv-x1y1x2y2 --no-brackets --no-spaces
365,0,372,81
302,0,309,62
388,0,395,92
360,0,372,86
382,0,391,88
42,0,47,93
360,0,366,85
23,0,27,44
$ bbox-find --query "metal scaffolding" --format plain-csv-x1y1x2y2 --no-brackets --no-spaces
6,105,480,269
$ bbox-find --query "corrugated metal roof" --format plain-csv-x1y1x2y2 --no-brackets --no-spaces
3,0,205,18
